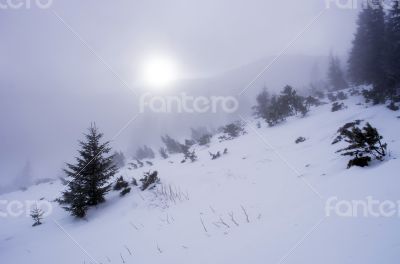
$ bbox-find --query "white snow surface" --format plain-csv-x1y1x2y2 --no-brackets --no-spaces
1,92,400,264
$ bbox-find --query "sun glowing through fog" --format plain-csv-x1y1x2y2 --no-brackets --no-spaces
142,55,179,89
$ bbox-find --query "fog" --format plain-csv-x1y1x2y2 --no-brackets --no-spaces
0,0,358,192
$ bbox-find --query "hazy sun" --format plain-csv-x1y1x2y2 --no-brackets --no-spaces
142,55,179,89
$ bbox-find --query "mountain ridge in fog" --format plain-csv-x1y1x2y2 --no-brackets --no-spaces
0,53,330,194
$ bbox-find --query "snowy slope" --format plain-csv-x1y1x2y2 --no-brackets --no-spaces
1,91,400,264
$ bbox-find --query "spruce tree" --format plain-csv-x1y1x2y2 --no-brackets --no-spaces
159,147,169,159
348,2,385,87
161,135,183,154
384,0,400,94
252,88,270,120
135,145,155,160
327,54,348,91
58,124,117,218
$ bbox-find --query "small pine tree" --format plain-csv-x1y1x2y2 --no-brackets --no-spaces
135,145,155,160
331,102,345,112
30,205,44,227
252,88,271,119
184,139,196,147
140,171,160,191
113,176,129,191
222,121,246,139
198,134,212,146
254,86,308,126
181,144,198,163
159,147,169,159
58,124,117,218
334,122,387,168
120,187,131,196
279,85,298,115
305,96,322,108
264,95,286,126
190,126,209,142
161,135,183,154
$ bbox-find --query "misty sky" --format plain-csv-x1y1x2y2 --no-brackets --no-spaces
0,0,358,189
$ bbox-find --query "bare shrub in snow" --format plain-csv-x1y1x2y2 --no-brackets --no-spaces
331,102,346,112
155,183,189,205
209,148,228,160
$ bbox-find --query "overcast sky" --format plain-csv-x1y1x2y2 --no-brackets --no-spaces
0,0,358,189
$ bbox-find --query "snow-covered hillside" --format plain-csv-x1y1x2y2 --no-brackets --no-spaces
1,91,400,264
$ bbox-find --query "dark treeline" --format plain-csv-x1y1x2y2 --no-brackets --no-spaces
348,0,400,103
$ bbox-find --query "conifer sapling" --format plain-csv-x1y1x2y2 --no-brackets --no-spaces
30,205,44,227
